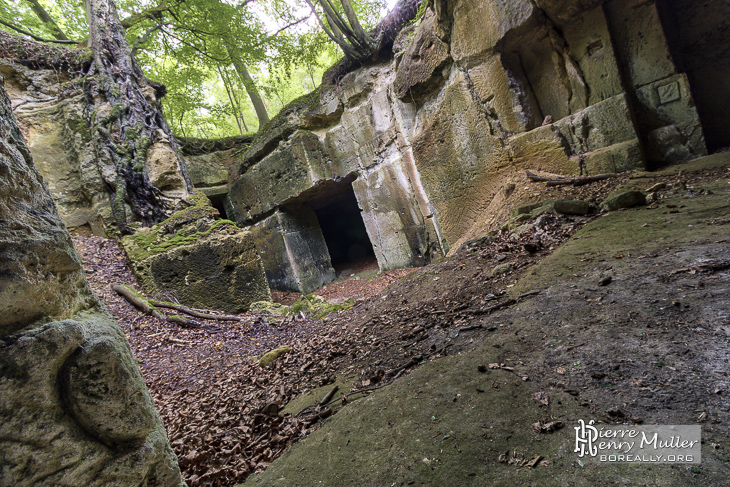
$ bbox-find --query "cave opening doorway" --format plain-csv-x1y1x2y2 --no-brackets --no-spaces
310,184,376,276
208,193,229,220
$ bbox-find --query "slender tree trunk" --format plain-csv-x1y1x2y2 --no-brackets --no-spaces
232,83,250,133
218,66,243,135
24,0,70,40
227,47,269,131
83,0,190,234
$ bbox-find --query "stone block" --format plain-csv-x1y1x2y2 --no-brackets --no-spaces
325,88,399,175
561,5,623,106
509,124,577,175
353,157,430,271
451,0,539,62
250,207,335,293
228,131,329,223
186,149,234,188
604,0,676,88
393,9,451,101
634,74,707,160
554,93,639,152
126,228,270,313
647,125,693,162
581,138,644,174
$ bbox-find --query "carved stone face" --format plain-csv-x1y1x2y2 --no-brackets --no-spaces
62,338,156,447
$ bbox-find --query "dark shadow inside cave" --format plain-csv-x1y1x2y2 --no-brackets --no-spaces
208,194,228,220
657,0,730,152
310,184,376,270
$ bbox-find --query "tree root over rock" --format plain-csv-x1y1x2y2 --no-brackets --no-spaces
526,170,618,186
111,283,239,329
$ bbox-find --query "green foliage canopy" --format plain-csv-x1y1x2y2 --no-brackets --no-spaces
0,0,389,138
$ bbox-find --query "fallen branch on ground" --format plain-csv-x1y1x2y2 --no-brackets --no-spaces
526,170,618,186
111,283,225,329
150,300,243,321
319,385,339,406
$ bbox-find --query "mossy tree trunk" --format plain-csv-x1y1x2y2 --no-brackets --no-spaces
83,0,191,234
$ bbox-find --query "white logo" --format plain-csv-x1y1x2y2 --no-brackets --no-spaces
573,420,701,464
574,419,598,457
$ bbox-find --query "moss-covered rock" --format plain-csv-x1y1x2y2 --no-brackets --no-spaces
259,345,291,367
600,190,647,211
121,195,271,313
254,294,354,322
0,81,184,486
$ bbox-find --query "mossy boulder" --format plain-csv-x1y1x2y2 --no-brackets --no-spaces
600,190,647,211
252,294,355,324
122,195,271,313
259,346,291,367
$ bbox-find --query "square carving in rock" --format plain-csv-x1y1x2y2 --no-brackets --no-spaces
657,81,681,105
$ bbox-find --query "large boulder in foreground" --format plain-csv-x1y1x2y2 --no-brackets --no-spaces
0,80,184,486
121,194,271,313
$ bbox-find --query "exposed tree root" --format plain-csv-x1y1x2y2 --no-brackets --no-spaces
526,170,618,186
111,283,233,329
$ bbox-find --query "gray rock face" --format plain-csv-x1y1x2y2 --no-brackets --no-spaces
0,81,184,486
62,336,158,447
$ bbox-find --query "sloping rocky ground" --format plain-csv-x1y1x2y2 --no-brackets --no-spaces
73,154,730,487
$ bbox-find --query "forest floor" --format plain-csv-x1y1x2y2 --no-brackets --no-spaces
72,154,730,487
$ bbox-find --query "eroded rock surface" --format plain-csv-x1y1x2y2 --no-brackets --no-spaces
224,0,719,293
0,80,184,486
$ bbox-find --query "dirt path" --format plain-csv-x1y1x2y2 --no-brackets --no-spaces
73,155,730,487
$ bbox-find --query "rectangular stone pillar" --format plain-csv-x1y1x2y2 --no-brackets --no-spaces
251,207,335,293
353,156,430,271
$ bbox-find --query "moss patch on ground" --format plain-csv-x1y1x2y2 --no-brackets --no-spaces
252,294,354,323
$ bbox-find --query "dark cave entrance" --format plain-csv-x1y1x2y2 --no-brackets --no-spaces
309,185,376,272
208,194,228,220
657,0,730,152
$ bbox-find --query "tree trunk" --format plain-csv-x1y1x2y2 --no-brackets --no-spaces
227,48,269,131
24,0,70,40
83,0,191,234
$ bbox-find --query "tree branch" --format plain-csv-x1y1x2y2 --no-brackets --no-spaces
303,0,359,59
120,0,168,29
0,18,78,44
131,23,164,55
525,170,618,186
111,283,233,329
270,15,311,38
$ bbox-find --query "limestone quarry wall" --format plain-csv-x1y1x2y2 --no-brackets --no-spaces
0,78,184,486
225,0,715,293
5,0,726,295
